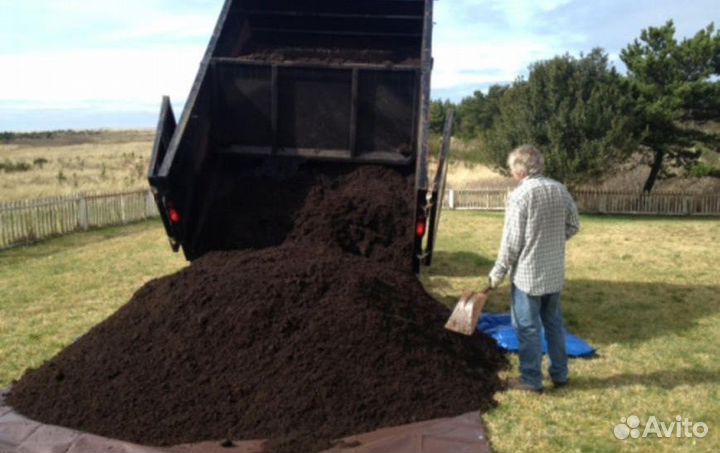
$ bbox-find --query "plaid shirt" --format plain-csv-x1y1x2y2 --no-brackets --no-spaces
490,175,580,296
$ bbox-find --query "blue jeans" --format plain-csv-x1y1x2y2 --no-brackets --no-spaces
511,285,568,390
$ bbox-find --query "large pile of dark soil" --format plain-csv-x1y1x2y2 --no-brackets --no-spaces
199,165,416,271
9,166,507,452
288,166,415,270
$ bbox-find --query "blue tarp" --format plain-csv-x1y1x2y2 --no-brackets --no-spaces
478,313,597,358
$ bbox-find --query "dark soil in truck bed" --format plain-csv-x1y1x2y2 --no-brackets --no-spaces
8,166,507,453
239,46,420,65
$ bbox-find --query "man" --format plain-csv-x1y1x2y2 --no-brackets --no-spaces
489,144,580,393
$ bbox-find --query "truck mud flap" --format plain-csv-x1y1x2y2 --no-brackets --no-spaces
148,96,180,250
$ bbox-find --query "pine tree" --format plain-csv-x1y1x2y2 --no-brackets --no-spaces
621,20,720,192
484,49,641,188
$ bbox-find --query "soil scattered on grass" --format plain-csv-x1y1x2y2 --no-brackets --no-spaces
8,166,507,452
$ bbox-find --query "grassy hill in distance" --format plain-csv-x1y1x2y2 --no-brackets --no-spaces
1,129,718,202
0,130,155,201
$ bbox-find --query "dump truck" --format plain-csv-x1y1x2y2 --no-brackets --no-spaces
148,0,450,273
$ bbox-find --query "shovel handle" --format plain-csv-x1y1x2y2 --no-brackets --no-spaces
460,286,492,307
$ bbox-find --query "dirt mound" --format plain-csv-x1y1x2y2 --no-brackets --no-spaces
196,163,415,271
288,166,415,270
8,166,507,452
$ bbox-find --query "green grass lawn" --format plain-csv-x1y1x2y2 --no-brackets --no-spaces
1,213,718,452
0,221,186,387
423,211,720,453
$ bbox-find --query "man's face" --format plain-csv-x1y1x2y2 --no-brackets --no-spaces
511,169,527,182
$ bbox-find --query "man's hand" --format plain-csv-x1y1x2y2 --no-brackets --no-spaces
488,274,503,289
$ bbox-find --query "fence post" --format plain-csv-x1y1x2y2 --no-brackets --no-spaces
120,194,127,224
78,196,89,231
448,189,455,210
599,193,607,214
146,191,156,218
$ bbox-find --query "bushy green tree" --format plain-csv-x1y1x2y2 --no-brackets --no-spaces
484,49,641,187
620,20,720,191
429,99,455,134
455,85,508,138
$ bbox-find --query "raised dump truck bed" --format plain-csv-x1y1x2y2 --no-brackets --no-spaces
149,0,445,272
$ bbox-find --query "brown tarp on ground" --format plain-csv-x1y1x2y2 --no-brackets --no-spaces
0,390,491,453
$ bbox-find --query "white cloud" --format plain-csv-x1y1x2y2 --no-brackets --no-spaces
102,13,217,41
431,0,583,94
0,0,221,119
485,0,574,28
536,0,575,12
29,0,215,25
432,39,553,89
0,46,205,110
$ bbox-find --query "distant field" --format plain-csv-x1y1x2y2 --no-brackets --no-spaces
2,129,718,202
444,160,513,189
0,130,154,201
0,130,512,201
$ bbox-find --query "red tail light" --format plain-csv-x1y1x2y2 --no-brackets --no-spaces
416,219,426,237
169,208,181,224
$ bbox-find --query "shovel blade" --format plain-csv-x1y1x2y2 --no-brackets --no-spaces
444,291,489,336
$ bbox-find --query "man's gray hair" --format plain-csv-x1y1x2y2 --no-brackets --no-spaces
507,145,545,176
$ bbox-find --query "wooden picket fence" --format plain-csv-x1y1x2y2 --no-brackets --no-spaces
0,190,159,250
445,189,720,216
2,187,719,251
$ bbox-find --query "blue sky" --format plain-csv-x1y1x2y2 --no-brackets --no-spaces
1,0,718,131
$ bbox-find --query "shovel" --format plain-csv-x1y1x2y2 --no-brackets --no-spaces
444,287,492,335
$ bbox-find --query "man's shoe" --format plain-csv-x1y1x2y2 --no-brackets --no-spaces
508,378,543,394
552,379,569,389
